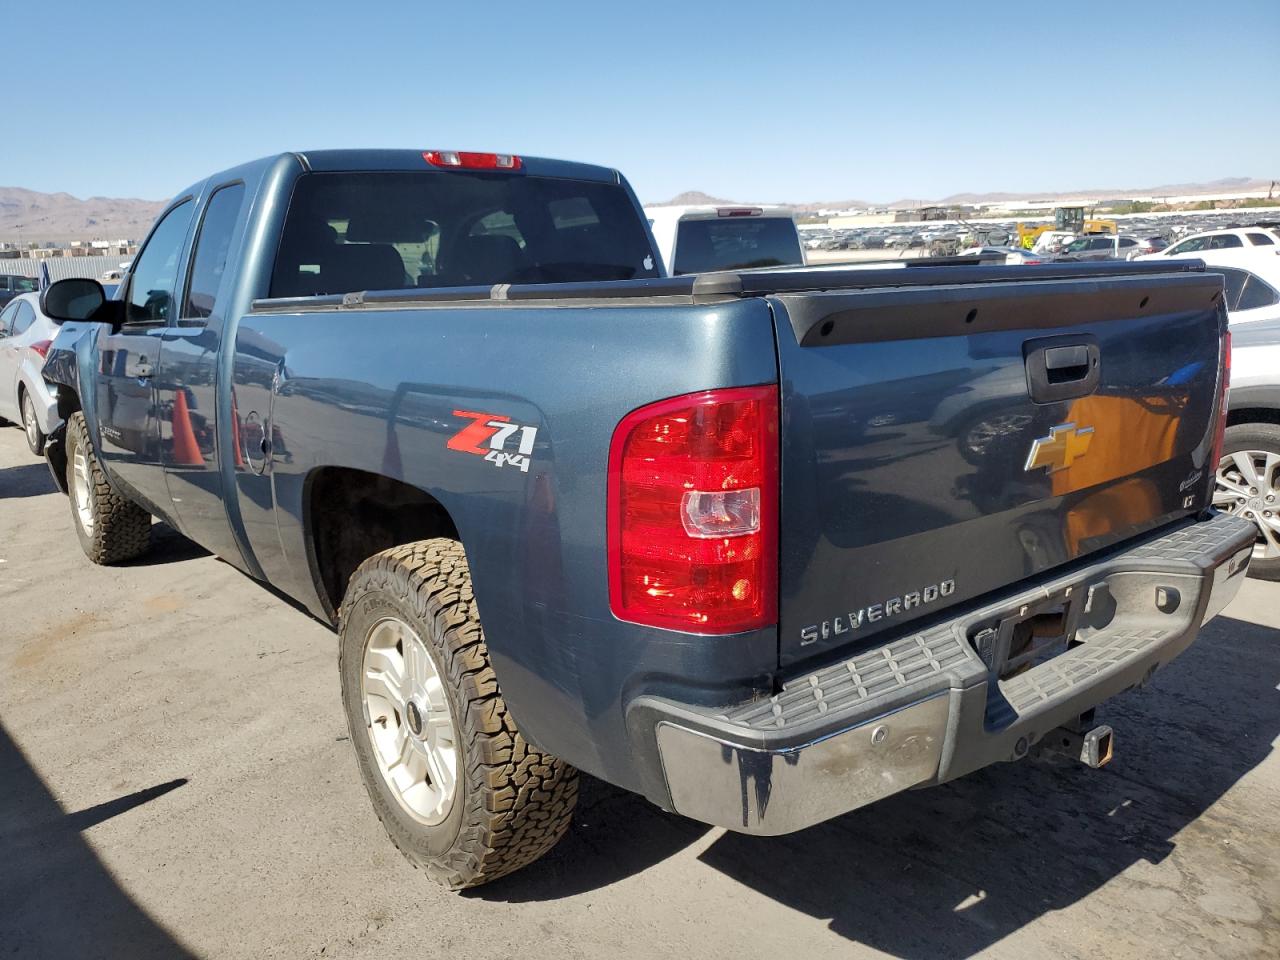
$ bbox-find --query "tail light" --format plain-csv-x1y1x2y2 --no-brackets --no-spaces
423,150,522,170
30,339,52,359
608,385,778,633
1210,330,1231,477
717,207,764,218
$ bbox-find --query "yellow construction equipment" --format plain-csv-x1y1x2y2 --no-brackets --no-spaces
1018,206,1117,249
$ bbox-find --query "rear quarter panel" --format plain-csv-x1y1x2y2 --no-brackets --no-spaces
232,297,779,795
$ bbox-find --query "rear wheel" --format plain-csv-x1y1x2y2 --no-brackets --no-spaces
1214,423,1280,581
20,389,44,456
338,539,578,889
65,411,151,564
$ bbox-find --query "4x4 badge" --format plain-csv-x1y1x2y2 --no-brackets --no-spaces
1025,422,1094,473
447,410,538,472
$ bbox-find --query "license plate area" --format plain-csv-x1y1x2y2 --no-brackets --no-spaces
968,584,1089,729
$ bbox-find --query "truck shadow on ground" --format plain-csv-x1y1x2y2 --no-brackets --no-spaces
482,613,1278,958
0,460,55,499
697,612,1279,958
0,722,197,958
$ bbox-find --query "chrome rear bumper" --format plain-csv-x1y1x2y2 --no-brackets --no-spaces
636,512,1255,835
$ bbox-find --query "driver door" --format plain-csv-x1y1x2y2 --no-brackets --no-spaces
94,199,194,516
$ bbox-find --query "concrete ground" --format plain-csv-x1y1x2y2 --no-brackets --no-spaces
1,424,1277,960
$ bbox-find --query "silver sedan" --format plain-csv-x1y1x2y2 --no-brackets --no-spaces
0,292,62,455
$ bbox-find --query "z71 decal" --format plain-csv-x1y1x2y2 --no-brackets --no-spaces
447,410,538,472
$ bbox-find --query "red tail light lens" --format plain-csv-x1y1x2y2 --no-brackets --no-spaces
1211,330,1231,477
423,150,522,170
30,339,52,359
608,385,778,633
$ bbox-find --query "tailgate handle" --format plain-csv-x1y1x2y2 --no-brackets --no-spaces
1025,336,1100,403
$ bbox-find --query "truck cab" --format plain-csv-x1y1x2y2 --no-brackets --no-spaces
644,203,805,275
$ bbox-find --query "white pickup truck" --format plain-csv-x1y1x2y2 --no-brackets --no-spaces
644,203,805,275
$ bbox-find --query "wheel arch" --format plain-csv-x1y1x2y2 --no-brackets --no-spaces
303,466,460,622
1227,406,1280,429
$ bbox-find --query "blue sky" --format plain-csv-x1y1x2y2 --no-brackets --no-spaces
6,0,1278,203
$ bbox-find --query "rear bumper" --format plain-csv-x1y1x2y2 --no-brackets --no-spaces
19,367,60,434
631,512,1255,835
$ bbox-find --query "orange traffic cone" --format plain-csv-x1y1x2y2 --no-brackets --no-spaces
171,389,203,466
229,394,245,468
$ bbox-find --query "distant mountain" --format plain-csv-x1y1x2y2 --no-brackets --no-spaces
649,190,872,211
649,191,736,206
658,177,1275,212
935,177,1274,206
0,187,166,244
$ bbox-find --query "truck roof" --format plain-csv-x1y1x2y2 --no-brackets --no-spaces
644,204,797,223
294,149,622,184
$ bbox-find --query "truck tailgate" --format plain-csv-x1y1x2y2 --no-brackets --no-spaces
771,269,1226,666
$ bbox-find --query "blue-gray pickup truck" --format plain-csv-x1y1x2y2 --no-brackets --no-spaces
38,148,1255,889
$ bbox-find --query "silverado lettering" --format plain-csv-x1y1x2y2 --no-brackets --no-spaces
800,579,957,645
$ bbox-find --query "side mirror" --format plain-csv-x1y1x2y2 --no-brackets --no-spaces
40,277,122,326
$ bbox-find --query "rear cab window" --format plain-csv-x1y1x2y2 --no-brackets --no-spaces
269,171,659,298
672,217,804,275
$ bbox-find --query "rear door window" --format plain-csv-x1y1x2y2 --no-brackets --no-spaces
1218,268,1249,310
182,183,246,322
0,301,17,336
1236,274,1280,311
672,217,804,275
11,301,35,336
269,170,659,297
1209,234,1243,249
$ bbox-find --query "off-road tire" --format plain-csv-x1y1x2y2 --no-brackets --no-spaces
66,411,151,564
1220,422,1280,581
338,539,579,889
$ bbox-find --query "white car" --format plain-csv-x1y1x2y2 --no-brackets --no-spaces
1137,227,1280,262
959,245,1046,265
644,204,805,275
1137,248,1280,325
0,292,61,454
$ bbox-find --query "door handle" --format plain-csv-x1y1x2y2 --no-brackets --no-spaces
1024,335,1100,403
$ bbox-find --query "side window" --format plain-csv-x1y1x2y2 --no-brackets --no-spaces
126,200,193,325
1237,274,1280,311
1119,238,1137,247
1219,268,1248,311
1247,232,1275,246
182,183,246,322
1209,234,1243,249
1171,236,1207,254
11,301,35,336
1090,238,1111,250
0,301,17,337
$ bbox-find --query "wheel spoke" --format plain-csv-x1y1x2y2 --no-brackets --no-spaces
1229,451,1263,489
363,666,404,711
423,739,456,802
1212,487,1241,508
1258,515,1280,559
1214,473,1250,498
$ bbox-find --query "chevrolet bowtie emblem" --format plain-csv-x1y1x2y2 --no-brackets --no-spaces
1025,422,1094,473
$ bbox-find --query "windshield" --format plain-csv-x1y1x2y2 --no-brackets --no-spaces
672,217,804,275
269,171,659,298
